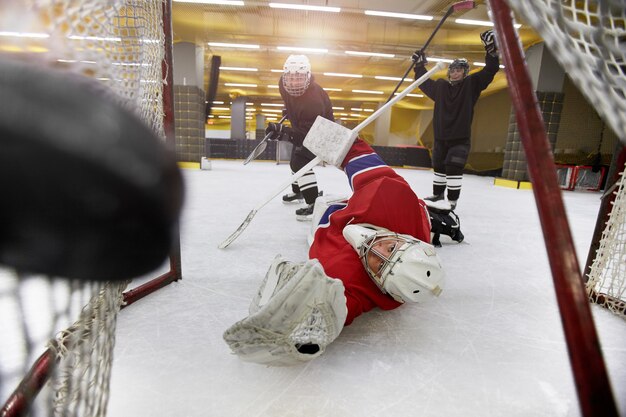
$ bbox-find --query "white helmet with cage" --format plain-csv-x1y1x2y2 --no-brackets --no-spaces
343,224,445,303
282,54,311,97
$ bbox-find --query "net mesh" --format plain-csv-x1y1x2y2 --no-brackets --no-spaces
0,0,165,415
586,164,626,317
504,0,626,317
504,0,626,146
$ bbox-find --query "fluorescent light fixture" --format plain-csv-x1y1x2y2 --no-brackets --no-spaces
324,72,362,78
208,42,260,49
69,35,121,41
345,50,395,58
224,83,257,87
427,57,454,64
219,66,258,71
351,108,363,111
455,18,521,28
267,85,279,89
277,46,328,53
474,62,506,69
218,115,231,119
332,106,345,110
246,102,254,105
213,101,224,104
246,108,256,112
262,108,284,113
352,89,384,95
365,10,432,21
375,75,413,82
212,107,230,111
0,31,49,38
394,92,423,98
269,3,340,12
261,103,284,107
173,0,244,4
363,109,374,112
349,113,365,117
270,69,283,73
323,87,343,92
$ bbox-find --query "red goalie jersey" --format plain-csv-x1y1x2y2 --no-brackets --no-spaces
309,139,432,325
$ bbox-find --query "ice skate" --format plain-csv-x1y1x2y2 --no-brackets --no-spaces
296,203,314,221
282,192,303,204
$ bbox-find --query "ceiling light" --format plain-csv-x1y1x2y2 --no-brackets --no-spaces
352,89,384,95
267,85,279,89
218,115,231,119
323,88,343,92
261,103,284,107
224,83,257,87
324,72,362,78
173,0,244,5
345,50,395,58
394,92,423,98
213,101,224,104
363,109,374,112
365,10,432,21
269,3,340,13
270,69,283,73
332,106,345,110
375,75,413,82
277,46,328,53
0,31,49,38
474,62,506,69
262,109,283,113
426,57,454,64
351,108,363,111
208,42,260,49
211,107,230,111
455,18,521,28
219,66,258,71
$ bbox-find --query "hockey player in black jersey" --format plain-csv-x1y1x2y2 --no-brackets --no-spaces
264,55,334,221
413,30,500,210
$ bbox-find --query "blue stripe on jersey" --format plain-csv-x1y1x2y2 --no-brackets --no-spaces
317,203,347,227
344,153,387,190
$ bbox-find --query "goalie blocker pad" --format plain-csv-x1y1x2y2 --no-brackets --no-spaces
223,257,347,366
303,116,356,167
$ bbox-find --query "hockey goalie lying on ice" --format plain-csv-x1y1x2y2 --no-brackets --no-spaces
224,136,457,366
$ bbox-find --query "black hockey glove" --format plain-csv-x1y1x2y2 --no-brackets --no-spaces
411,50,427,68
481,29,498,57
265,122,292,141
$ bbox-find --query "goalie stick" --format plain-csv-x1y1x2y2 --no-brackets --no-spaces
218,63,445,249
386,0,476,103
243,114,287,165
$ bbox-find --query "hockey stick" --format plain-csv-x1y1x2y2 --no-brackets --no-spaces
243,114,287,165
218,62,445,249
386,0,476,103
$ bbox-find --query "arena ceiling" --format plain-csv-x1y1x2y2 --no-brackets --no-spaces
172,0,542,120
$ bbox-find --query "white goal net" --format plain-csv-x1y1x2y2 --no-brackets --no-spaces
503,0,626,318
0,1,167,416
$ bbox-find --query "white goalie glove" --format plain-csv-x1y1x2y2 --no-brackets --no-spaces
480,29,498,57
223,256,347,366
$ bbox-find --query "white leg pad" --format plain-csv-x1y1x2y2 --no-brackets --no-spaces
303,116,356,167
223,258,347,366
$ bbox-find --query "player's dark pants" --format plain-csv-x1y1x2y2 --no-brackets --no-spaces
431,138,470,202
289,144,319,205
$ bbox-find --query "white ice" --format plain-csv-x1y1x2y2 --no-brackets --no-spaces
107,160,626,417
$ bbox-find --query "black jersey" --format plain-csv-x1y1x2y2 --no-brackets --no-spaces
279,74,334,146
416,53,499,141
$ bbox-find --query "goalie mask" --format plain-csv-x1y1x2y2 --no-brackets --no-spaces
448,58,469,84
343,224,445,303
282,54,311,97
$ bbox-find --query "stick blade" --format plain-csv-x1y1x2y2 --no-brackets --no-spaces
243,141,267,165
451,0,476,12
218,210,257,249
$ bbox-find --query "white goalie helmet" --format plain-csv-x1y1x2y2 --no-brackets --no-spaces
282,54,311,97
343,224,445,303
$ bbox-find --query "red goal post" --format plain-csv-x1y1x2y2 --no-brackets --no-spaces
488,1,623,417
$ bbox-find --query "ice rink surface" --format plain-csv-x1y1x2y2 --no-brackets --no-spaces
108,159,625,417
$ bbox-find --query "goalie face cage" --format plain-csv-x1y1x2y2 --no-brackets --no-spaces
0,1,176,416
490,1,624,416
